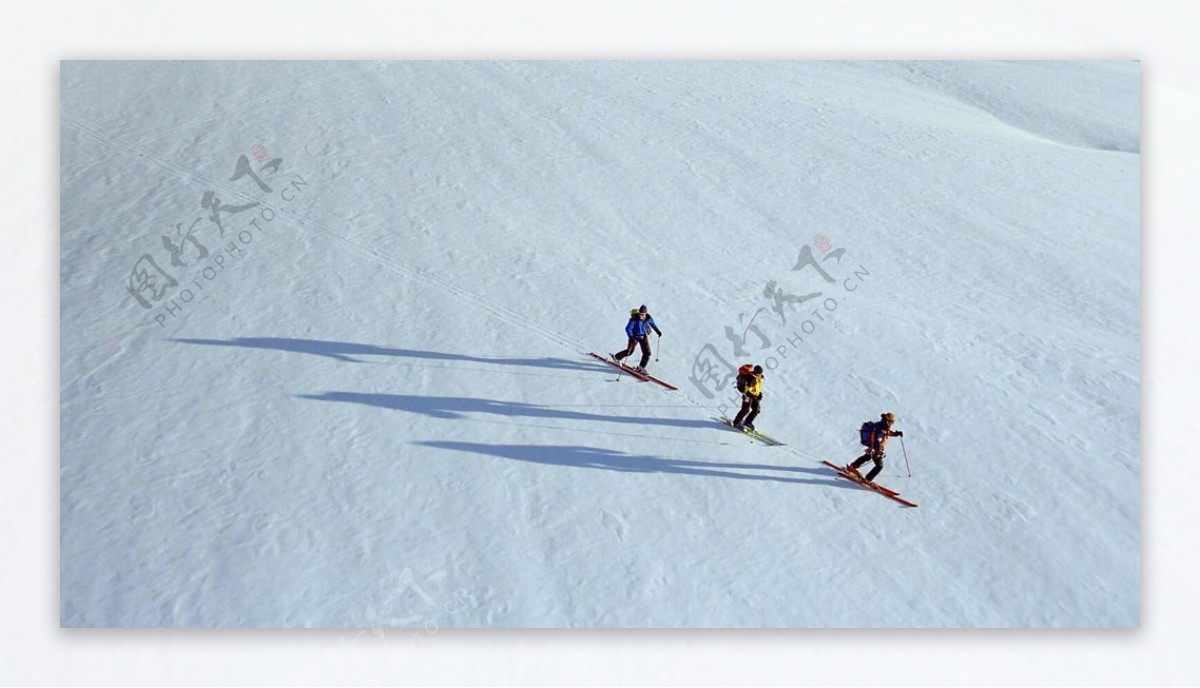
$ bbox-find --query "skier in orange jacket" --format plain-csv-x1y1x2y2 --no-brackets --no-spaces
847,412,903,482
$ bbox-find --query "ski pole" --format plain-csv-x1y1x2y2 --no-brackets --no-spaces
656,333,661,363
900,436,912,477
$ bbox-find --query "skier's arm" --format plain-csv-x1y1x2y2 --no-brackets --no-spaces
647,316,662,336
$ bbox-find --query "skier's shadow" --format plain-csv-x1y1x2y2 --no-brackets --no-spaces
415,440,842,487
172,337,597,372
299,391,714,430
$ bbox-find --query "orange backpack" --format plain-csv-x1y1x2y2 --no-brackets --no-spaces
735,364,755,392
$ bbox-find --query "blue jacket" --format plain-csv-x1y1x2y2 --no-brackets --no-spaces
625,314,661,338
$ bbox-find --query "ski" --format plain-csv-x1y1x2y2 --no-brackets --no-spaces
820,460,917,508
821,460,901,496
587,353,678,391
715,417,786,446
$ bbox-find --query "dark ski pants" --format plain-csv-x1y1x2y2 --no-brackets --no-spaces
851,448,885,482
614,336,651,368
733,394,761,428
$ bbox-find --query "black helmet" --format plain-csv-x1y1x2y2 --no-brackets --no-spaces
638,305,648,313
753,365,763,374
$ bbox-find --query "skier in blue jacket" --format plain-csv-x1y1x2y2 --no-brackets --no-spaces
612,305,663,373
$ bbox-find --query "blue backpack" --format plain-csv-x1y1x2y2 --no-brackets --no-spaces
859,421,874,446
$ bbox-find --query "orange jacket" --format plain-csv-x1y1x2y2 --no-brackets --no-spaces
868,422,900,450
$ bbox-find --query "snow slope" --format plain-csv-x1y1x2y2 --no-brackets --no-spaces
60,61,1139,627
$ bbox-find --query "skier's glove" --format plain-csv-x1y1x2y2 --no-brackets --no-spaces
895,431,904,437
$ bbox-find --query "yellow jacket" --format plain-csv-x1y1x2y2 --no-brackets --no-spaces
744,373,763,397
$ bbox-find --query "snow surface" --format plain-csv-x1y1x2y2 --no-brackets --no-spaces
60,61,1139,628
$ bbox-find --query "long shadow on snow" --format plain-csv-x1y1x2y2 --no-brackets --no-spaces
299,391,714,430
172,336,596,371
416,441,840,487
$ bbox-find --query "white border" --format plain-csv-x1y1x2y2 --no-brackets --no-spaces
7,0,1196,684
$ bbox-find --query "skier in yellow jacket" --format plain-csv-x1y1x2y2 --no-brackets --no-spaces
732,364,764,431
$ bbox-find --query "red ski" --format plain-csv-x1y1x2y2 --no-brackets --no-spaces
821,460,901,496
588,353,678,391
821,460,917,508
